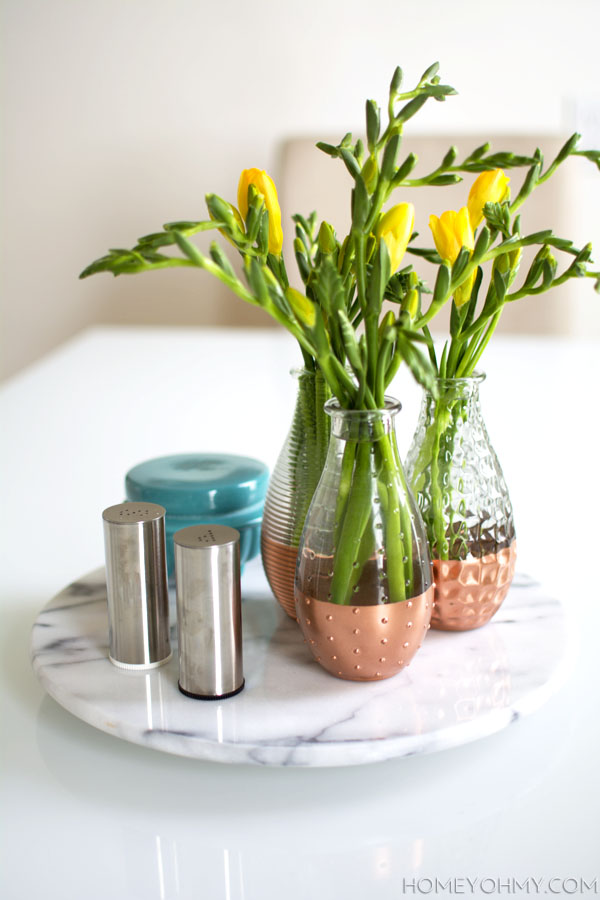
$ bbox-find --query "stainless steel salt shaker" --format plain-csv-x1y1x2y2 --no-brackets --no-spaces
102,502,171,669
174,524,244,699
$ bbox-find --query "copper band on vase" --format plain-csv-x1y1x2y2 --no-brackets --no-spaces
295,586,434,681
261,534,299,618
431,541,517,631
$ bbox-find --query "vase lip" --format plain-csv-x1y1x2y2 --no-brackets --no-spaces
324,396,402,418
435,371,486,386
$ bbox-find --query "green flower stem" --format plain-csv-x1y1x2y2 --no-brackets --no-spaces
329,441,373,603
334,441,357,543
455,310,501,377
429,409,449,560
330,415,411,605
376,433,410,599
414,232,574,332
184,250,321,363
314,373,330,479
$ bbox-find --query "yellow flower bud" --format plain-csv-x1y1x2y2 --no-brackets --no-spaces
237,168,283,256
285,287,316,329
361,156,379,193
318,221,337,254
405,288,419,318
375,202,415,272
467,168,510,229
429,207,475,307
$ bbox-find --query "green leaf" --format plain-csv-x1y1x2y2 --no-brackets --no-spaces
462,267,483,332
337,309,364,374
405,245,442,264
395,333,438,393
256,210,270,255
313,257,345,315
493,267,508,302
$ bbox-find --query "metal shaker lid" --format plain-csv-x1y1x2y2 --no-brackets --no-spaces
102,501,167,525
174,523,241,550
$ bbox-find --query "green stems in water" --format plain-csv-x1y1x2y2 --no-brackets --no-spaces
328,407,415,605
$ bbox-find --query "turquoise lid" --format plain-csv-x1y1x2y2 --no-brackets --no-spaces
125,454,269,517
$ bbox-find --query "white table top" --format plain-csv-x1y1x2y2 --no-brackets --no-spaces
2,326,599,898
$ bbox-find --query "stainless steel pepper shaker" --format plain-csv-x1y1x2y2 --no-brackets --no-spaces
102,502,171,669
174,524,244,699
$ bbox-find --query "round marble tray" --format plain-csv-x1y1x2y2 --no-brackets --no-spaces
31,562,572,767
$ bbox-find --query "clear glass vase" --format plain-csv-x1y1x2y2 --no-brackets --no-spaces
295,397,434,682
405,374,517,631
261,368,331,618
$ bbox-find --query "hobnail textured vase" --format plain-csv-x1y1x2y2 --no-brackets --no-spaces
405,374,516,631
295,398,434,681
261,368,330,618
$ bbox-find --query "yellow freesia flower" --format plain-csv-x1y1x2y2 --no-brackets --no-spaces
375,202,415,272
467,168,510,229
237,168,283,256
429,207,475,307
429,207,474,263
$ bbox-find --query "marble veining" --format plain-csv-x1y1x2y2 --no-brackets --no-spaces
30,561,572,767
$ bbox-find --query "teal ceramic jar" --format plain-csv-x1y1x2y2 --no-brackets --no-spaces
125,454,269,578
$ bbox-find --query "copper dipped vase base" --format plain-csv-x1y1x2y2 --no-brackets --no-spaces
295,587,434,681
261,533,299,619
431,542,517,632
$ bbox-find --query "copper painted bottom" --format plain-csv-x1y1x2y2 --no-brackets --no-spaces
431,541,517,632
261,534,298,618
295,587,434,681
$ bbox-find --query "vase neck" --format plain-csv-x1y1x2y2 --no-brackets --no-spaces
423,376,485,420
325,398,402,443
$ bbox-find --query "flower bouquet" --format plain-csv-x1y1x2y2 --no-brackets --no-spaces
82,62,600,675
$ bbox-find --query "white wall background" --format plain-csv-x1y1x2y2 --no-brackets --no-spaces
2,0,600,379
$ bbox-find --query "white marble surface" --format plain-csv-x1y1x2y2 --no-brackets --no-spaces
4,328,600,898
31,560,571,767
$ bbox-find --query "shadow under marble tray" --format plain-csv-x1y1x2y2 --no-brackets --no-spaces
30,561,572,767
